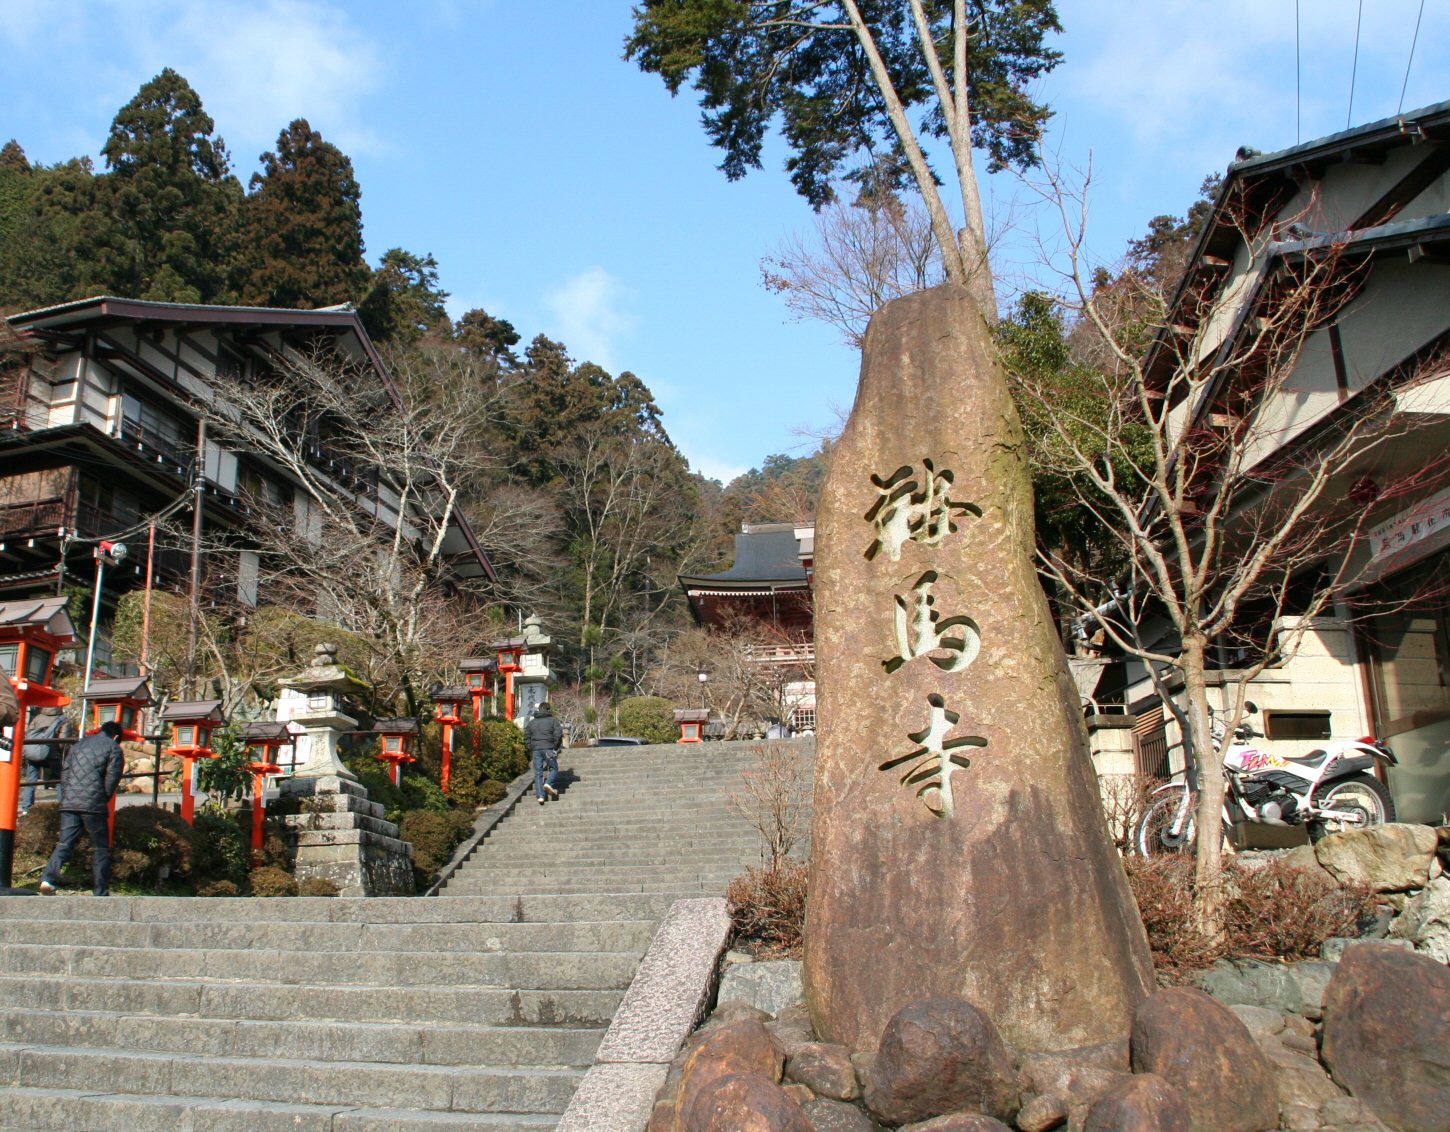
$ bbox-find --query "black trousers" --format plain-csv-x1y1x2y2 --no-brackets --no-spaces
42,810,112,895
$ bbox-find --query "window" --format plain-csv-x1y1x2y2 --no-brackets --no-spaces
791,706,816,732
1263,710,1333,741
120,392,192,464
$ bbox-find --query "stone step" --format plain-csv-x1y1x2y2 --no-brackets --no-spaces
0,944,642,989
1,1043,583,1115
462,846,759,865
0,1086,557,1131
0,1008,603,1068
0,976,625,1027
0,894,674,924
440,881,732,896
451,862,748,879
0,917,657,955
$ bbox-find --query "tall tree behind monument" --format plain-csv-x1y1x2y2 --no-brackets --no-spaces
629,1,1153,1051
78,69,243,303
238,119,370,309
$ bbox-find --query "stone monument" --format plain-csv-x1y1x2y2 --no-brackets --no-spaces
803,286,1154,1053
276,643,413,895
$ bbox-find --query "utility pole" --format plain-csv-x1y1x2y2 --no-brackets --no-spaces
186,419,206,698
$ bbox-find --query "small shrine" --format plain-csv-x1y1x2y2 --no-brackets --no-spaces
275,643,413,895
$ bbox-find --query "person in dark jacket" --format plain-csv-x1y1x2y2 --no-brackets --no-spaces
523,703,565,805
20,706,75,815
39,721,125,896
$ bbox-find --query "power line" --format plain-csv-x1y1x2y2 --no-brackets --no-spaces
1347,0,1364,129
1399,0,1427,116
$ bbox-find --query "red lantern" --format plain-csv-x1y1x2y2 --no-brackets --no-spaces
429,686,470,794
161,701,226,825
459,658,497,722
371,718,419,787
0,597,77,890
81,676,153,744
241,722,293,865
675,708,709,744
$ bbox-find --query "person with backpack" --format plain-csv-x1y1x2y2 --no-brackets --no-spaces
38,721,125,896
523,702,564,805
20,706,75,815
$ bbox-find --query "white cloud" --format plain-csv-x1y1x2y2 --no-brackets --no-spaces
543,267,637,371
126,0,386,159
688,453,750,487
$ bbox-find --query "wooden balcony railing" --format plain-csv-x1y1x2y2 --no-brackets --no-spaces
0,499,67,538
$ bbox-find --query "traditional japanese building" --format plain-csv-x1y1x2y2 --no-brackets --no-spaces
1088,100,1450,825
679,521,816,732
0,297,494,663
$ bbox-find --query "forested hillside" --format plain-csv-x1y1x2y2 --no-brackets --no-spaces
0,69,828,714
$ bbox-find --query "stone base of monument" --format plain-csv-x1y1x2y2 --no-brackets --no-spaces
277,774,415,896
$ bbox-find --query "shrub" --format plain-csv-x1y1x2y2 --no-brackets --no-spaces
1124,855,1378,981
197,879,240,897
1224,859,1376,961
15,803,61,859
728,742,811,866
474,720,528,781
249,866,299,897
476,779,507,807
726,861,809,958
112,805,193,888
190,808,250,887
401,808,477,887
615,696,677,744
299,877,339,897
195,724,251,803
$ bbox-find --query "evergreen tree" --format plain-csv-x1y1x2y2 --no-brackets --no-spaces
0,157,95,309
239,119,369,309
358,248,449,343
453,308,521,367
78,69,242,303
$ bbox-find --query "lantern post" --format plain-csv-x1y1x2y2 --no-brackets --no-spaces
0,597,77,892
459,658,497,722
81,676,153,841
371,719,419,787
675,708,710,744
429,686,469,794
161,700,225,825
241,722,292,865
488,614,553,724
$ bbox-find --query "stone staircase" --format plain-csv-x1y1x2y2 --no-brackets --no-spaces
439,741,783,898
0,740,804,1130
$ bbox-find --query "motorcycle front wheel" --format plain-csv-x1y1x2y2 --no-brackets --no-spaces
1307,774,1396,843
1134,794,1197,857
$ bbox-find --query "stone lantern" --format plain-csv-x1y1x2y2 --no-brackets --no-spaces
0,596,77,891
161,700,225,825
273,643,413,896
281,643,365,781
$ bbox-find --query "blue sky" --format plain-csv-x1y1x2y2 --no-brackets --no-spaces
1,1,1444,484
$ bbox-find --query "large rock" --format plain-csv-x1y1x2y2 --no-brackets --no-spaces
1320,943,1450,1132
898,1117,1013,1132
1130,987,1277,1132
675,1019,785,1125
1388,874,1450,962
1082,1074,1191,1132
803,285,1154,1053
1313,823,1440,893
785,1043,859,1101
719,960,805,1018
683,1073,812,1132
800,1098,882,1132
861,998,1020,1126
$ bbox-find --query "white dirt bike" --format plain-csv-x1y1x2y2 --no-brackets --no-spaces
1134,702,1397,856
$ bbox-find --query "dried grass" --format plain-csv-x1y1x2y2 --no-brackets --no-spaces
726,860,809,958
1124,854,1376,981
